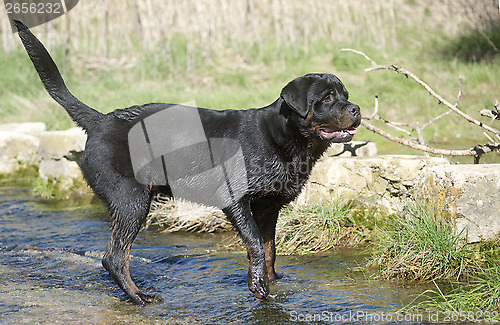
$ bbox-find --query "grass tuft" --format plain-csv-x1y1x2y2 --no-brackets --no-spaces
370,203,475,282
401,262,500,314
437,266,500,312
275,201,369,255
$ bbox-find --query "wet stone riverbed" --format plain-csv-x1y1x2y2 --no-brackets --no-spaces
0,186,430,324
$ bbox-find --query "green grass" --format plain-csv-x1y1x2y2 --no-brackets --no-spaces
441,25,500,63
412,265,500,314
369,203,474,282
2,37,498,162
275,201,370,254
31,176,92,200
0,165,39,187
370,202,500,313
399,250,500,315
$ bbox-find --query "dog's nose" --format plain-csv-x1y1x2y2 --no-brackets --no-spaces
349,104,360,118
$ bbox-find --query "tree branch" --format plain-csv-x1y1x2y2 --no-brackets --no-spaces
340,48,500,162
481,101,500,121
341,48,500,136
361,119,499,158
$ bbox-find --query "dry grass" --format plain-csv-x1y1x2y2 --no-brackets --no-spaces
147,195,231,233
2,0,496,64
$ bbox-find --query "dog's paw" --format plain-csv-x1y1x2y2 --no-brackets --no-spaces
133,291,163,306
248,275,269,299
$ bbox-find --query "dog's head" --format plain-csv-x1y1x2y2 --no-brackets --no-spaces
281,73,361,143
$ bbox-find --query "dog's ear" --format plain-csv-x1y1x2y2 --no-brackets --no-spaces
280,76,316,118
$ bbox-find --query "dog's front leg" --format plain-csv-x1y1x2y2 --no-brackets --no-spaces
251,204,282,281
223,201,269,299
261,222,281,281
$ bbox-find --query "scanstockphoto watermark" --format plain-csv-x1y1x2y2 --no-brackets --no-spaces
129,102,248,210
290,311,424,323
290,310,500,323
4,0,79,32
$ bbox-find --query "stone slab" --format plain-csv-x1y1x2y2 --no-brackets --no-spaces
0,131,39,173
38,127,87,160
297,155,451,213
414,164,500,242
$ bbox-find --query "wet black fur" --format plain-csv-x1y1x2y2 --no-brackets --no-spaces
15,20,361,305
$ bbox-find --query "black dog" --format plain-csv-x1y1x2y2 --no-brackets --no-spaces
15,20,360,305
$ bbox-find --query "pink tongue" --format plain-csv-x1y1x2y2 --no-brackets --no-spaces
346,129,357,135
320,129,356,140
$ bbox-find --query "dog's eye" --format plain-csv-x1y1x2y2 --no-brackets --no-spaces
323,93,334,103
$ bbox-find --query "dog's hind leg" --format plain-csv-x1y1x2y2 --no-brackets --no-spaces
101,188,157,306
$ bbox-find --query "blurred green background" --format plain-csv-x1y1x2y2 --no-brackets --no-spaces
0,0,499,162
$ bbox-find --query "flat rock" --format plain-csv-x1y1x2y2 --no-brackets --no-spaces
38,127,87,160
38,158,87,193
36,127,90,195
297,155,451,213
0,131,39,174
414,164,500,242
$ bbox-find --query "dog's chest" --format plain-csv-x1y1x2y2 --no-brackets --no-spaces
248,154,314,198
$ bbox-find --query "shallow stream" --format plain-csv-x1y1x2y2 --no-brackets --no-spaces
0,186,430,324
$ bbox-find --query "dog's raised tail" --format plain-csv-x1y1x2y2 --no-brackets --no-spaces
14,20,102,132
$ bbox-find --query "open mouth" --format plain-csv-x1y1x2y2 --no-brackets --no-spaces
319,128,357,141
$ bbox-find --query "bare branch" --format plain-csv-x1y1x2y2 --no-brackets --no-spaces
484,132,496,144
340,48,377,66
364,96,414,136
375,116,412,136
363,95,379,119
481,101,500,122
421,111,452,130
342,48,500,136
421,77,460,131
341,48,500,162
361,119,499,158
455,76,463,107
479,29,499,52
481,109,500,121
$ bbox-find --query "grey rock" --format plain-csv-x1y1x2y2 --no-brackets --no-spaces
414,164,500,242
297,155,451,213
0,131,39,174
38,127,87,160
38,159,85,191
37,127,89,194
